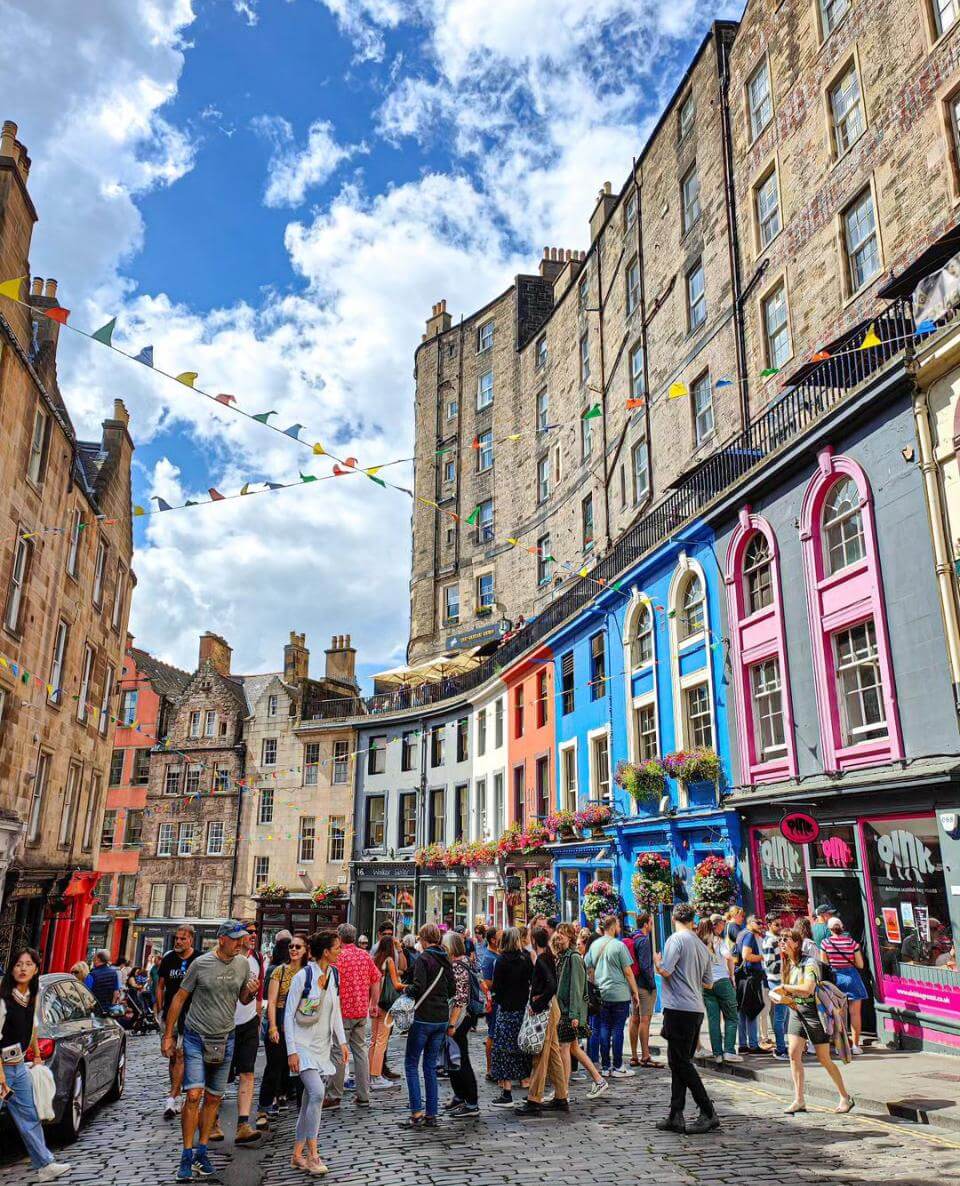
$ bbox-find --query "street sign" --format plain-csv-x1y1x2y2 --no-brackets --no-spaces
446,618,511,651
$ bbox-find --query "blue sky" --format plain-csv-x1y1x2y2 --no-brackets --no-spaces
4,0,737,686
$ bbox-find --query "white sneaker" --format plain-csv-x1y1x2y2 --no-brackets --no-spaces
586,1078,609,1100
851,1044,863,1056
714,1055,724,1067
569,1068,586,1081
610,1066,634,1077
370,1076,396,1090
724,1053,743,1063
38,1164,71,1182
163,1096,177,1120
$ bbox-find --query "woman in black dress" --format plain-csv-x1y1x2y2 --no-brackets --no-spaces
489,927,532,1108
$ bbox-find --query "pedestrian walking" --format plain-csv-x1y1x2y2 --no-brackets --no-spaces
577,927,602,1069
0,947,71,1182
257,935,307,1125
156,926,200,1122
654,903,718,1136
515,926,568,1117
820,917,868,1055
85,949,121,1014
229,923,265,1146
479,927,499,1080
161,921,260,1182
623,913,662,1068
285,930,349,1175
776,927,854,1115
734,915,765,1054
442,931,480,1117
761,916,790,1060
552,923,607,1099
401,924,456,1129
489,926,533,1109
697,916,739,1065
369,934,404,1089
584,915,641,1077
326,924,380,1110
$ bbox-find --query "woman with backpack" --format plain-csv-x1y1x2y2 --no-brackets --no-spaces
401,924,456,1129
442,931,480,1117
553,923,608,1098
820,917,868,1055
284,930,349,1176
776,927,854,1116
489,927,534,1108
369,936,405,1089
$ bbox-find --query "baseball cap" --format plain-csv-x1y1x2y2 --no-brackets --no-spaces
814,902,835,916
217,921,248,939
827,916,844,931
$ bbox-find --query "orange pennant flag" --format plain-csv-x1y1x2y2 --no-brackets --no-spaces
215,393,236,406
46,306,70,325
208,488,225,501
811,350,831,362
626,398,644,410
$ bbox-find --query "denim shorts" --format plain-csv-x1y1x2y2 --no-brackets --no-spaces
182,1027,235,1096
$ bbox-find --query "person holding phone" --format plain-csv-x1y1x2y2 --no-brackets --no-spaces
0,947,71,1181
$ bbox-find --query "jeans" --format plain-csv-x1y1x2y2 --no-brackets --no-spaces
586,1022,601,1066
447,1016,478,1106
703,978,737,1056
0,1060,55,1169
295,1069,326,1144
771,1001,790,1056
737,1011,758,1051
662,1009,713,1117
404,1020,447,1117
598,999,631,1071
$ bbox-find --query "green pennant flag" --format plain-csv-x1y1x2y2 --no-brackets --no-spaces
466,505,481,525
367,474,387,488
582,404,602,419
91,317,117,346
253,410,277,424
760,367,780,378
300,472,317,483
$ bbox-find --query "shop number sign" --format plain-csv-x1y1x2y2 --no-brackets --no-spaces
779,811,820,845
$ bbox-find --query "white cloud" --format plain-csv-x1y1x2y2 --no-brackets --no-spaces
252,115,367,208
232,0,259,24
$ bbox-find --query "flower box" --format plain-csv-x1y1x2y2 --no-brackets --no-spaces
582,879,618,922
545,809,580,840
615,760,666,804
575,803,612,834
662,748,722,784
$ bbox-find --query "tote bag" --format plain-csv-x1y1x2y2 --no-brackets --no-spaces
517,1003,549,1055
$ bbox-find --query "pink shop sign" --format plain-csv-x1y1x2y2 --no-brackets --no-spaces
880,975,960,1021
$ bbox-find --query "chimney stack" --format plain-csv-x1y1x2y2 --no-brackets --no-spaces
30,277,42,296
423,298,452,341
589,180,618,243
284,631,310,682
198,631,232,677
324,633,356,685
539,246,585,282
0,121,16,159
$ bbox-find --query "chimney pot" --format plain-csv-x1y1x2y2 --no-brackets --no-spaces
345,634,351,648
30,277,42,296
542,247,549,258
604,181,612,194
43,279,57,299
1,121,17,157
440,299,446,311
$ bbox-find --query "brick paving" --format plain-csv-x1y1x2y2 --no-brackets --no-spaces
3,1035,960,1186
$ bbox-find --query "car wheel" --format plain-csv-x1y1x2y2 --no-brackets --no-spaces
57,1066,85,1143
105,1041,126,1102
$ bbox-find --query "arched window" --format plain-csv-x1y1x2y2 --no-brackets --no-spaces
742,532,772,614
822,477,865,574
630,603,654,667
678,574,705,640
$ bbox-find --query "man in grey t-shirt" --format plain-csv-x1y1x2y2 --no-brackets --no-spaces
654,904,717,1136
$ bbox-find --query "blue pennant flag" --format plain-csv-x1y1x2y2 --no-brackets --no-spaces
283,423,305,440
915,319,937,338
151,496,173,512
133,345,154,367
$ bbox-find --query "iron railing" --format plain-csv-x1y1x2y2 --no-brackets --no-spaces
309,295,925,722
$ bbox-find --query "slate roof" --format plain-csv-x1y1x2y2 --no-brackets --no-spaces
129,647,192,699
235,672,297,716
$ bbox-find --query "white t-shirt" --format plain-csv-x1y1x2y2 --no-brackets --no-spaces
234,953,261,1026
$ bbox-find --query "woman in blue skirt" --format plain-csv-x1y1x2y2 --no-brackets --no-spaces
820,917,868,1054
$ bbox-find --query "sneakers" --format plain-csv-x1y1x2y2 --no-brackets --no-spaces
193,1148,215,1179
545,1098,569,1112
343,1077,356,1091
714,1055,724,1067
255,1112,269,1131
37,1166,71,1183
382,1066,402,1080
723,1052,743,1063
851,1044,863,1056
321,1098,341,1110
586,1078,609,1100
686,1110,720,1135
773,1052,790,1061
490,1091,514,1108
234,1123,262,1146
175,1152,194,1183
450,1103,480,1119
355,1098,371,1107
443,1098,463,1111
164,1096,178,1121
513,1100,543,1117
371,1076,397,1090
569,1068,586,1081
610,1066,634,1078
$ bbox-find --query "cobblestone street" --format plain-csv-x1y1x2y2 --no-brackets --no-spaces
4,1037,960,1186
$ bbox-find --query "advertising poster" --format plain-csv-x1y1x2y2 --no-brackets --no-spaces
881,906,901,943
914,905,930,942
900,901,915,929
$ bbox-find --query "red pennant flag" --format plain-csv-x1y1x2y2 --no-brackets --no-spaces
626,398,644,410
470,436,480,450
332,464,349,476
208,488,225,501
811,350,831,362
343,457,358,468
215,393,237,406
46,306,70,324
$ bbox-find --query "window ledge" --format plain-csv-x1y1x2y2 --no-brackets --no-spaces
816,557,869,593
834,737,893,770
841,269,882,311
749,756,790,784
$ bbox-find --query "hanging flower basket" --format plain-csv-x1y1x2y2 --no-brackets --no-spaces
662,748,722,784
496,822,549,858
582,879,618,922
545,809,580,840
575,803,612,836
527,876,560,917
691,854,736,915
311,883,338,905
414,843,447,870
615,760,666,804
632,851,673,911
256,882,287,901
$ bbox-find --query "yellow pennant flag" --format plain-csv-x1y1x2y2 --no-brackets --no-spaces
133,505,146,516
365,466,382,477
176,371,198,387
507,433,522,441
312,442,326,456
507,537,519,546
668,382,688,399
859,323,881,350
578,566,590,578
0,276,26,301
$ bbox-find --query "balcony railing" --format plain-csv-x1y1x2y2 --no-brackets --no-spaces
307,295,929,723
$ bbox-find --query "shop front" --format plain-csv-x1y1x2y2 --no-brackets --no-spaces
744,788,960,1052
254,892,349,952
420,869,470,931
551,843,616,925
352,862,416,940
468,869,499,929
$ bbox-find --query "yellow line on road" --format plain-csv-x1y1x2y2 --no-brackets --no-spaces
710,1073,960,1151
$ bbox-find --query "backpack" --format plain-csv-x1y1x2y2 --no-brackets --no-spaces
466,964,485,1019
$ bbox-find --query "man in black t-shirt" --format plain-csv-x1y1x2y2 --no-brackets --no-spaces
156,926,199,1121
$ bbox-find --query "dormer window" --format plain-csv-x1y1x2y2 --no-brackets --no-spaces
267,694,278,718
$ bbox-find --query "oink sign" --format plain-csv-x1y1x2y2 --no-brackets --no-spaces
779,812,820,845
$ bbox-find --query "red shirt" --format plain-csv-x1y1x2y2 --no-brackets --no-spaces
337,944,381,1019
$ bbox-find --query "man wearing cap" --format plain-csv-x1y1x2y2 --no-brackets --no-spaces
162,922,260,1182
812,904,834,948
229,923,265,1146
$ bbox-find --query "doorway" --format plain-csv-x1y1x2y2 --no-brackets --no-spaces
808,870,876,1033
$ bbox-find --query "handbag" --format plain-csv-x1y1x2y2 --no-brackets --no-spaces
518,1004,549,1055
389,966,444,1036
29,1063,56,1121
296,965,339,1028
201,1035,229,1066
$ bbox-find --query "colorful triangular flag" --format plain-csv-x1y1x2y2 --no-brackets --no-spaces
46,306,70,325
859,323,881,350
266,483,284,490
312,442,326,456
253,410,277,425
91,317,117,346
215,393,236,406
0,276,26,301
760,367,780,377
582,404,602,419
133,346,154,367
915,320,937,337
284,423,305,440
208,488,225,501
578,566,589,578
300,472,317,483
470,436,480,450
240,484,251,495
668,382,687,399
715,378,733,388
133,505,146,517
466,505,481,526
507,433,522,441
151,496,173,512
507,537,519,546
176,371,198,387
626,398,644,410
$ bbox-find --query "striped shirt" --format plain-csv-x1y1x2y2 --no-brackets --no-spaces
820,933,860,968
761,931,782,987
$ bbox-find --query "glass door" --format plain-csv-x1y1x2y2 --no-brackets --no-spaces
807,869,875,1034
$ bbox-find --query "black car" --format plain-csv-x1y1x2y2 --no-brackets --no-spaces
33,973,126,1141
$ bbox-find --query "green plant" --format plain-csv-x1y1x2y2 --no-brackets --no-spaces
256,881,287,900
662,748,722,783
582,879,618,922
632,851,673,910
527,876,560,916
615,760,666,804
692,854,735,914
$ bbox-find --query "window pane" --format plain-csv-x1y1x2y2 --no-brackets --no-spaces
687,262,707,330
748,61,772,138
763,283,790,369
831,63,865,155
756,170,781,248
844,189,880,292
693,374,714,444
743,533,773,614
835,620,887,744
823,477,865,573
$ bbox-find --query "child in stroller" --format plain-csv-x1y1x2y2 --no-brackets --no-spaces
122,967,159,1035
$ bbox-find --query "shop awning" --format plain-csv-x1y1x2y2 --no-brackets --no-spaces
373,648,481,687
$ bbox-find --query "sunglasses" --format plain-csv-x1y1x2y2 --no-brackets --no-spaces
290,944,305,951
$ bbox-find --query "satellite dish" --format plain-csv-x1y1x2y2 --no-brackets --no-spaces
658,794,671,816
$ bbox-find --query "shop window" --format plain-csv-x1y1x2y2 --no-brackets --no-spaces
753,827,809,924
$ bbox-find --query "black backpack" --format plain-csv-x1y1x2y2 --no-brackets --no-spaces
467,965,485,1018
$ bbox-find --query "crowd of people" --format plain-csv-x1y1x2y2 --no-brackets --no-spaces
0,898,865,1180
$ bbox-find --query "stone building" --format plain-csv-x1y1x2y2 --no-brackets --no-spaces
0,119,135,971
91,639,190,960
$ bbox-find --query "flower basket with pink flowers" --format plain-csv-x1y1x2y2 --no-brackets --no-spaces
692,853,735,914
582,878,619,922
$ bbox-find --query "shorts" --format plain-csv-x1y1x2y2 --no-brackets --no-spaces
635,988,657,1019
230,1016,260,1076
557,1017,590,1043
834,967,869,1002
787,1003,828,1047
182,1028,236,1097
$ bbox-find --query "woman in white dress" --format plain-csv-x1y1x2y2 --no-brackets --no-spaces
285,930,349,1175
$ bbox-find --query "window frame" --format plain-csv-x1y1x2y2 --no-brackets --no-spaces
754,165,782,252
684,682,714,750
476,320,494,352
625,256,641,314
842,184,882,297
66,508,82,579
581,492,595,550
750,658,787,759
761,278,792,371
477,368,494,411
686,259,707,332
828,58,866,159
443,583,460,626
77,643,95,724
92,538,107,609
4,535,30,635
298,815,317,863
692,371,714,446
747,58,773,141
678,91,695,140
681,163,702,234
823,476,867,574
364,795,386,849
26,404,49,486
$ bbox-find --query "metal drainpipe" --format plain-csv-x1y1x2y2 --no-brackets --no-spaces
633,157,654,510
597,238,612,550
227,742,245,917
912,373,960,715
414,719,428,926
718,35,749,431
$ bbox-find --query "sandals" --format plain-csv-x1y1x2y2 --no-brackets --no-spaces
783,1101,807,1114
639,1058,664,1068
399,1114,425,1129
629,1058,641,1066
835,1097,856,1114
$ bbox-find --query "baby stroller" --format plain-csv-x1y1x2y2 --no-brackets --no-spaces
122,983,160,1036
